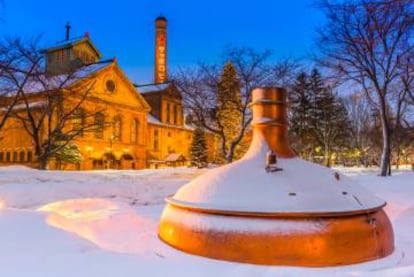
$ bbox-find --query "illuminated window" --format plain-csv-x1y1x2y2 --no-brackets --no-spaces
153,129,159,150
27,151,33,162
19,151,25,162
13,151,17,162
72,108,85,136
113,116,122,141
130,119,139,144
94,113,105,139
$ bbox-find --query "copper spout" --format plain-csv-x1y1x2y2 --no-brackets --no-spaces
250,87,295,158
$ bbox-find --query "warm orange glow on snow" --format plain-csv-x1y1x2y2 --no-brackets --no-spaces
0,201,4,209
37,198,156,254
38,198,119,220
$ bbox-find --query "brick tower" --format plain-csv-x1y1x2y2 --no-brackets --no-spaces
155,16,167,83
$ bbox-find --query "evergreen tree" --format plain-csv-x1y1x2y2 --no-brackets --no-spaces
289,69,353,166
215,61,243,163
53,143,82,170
190,126,208,168
289,72,314,159
309,69,352,167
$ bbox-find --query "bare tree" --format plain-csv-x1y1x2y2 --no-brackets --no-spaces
173,46,297,163
316,0,414,176
1,38,109,169
0,38,33,130
344,92,376,166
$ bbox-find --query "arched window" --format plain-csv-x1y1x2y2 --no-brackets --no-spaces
94,113,104,139
12,151,17,162
27,151,33,162
113,116,122,141
19,151,25,162
153,129,159,150
72,108,85,136
6,152,10,162
130,119,139,144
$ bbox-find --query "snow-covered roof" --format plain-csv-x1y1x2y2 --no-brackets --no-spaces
136,83,170,94
165,153,186,162
170,133,386,215
147,114,194,131
147,114,162,124
15,61,112,95
0,100,46,111
43,35,102,59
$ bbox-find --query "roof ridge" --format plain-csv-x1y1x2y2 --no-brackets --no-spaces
54,35,85,45
134,81,171,88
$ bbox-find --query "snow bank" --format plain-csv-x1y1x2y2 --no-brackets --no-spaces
0,166,413,276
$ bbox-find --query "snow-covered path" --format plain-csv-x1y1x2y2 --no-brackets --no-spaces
0,166,413,276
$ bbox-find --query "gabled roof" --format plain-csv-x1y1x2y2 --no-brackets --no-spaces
110,63,151,112
42,34,102,59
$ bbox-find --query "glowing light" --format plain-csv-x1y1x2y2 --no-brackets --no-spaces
0,201,5,209
156,33,167,82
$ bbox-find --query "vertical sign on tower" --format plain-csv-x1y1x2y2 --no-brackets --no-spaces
155,16,168,84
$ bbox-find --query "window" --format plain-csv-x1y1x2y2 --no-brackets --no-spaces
174,105,178,125
153,129,159,150
56,50,65,64
66,49,71,60
6,152,10,162
113,116,122,141
94,113,104,139
0,152,3,162
106,80,116,93
13,151,17,162
19,151,25,162
72,108,85,136
130,119,139,144
27,151,33,162
166,103,170,123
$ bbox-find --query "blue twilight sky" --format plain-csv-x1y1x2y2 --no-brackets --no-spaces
0,0,324,84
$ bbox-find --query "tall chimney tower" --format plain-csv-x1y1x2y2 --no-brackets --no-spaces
155,16,168,84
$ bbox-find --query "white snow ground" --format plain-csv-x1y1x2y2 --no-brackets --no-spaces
0,165,413,276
